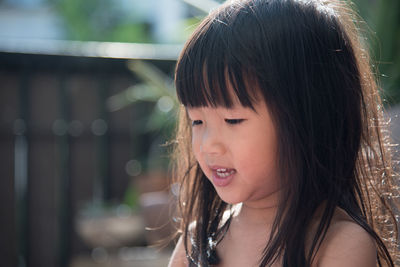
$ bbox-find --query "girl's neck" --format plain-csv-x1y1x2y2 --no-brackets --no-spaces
233,201,278,228
234,187,281,227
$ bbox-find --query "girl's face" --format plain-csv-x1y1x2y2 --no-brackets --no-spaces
187,96,280,207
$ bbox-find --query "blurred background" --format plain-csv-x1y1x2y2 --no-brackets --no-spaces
0,0,398,267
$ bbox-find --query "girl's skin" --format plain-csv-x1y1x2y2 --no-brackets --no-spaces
168,91,377,267
188,94,279,207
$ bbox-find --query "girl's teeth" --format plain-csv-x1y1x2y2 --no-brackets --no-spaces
216,169,235,178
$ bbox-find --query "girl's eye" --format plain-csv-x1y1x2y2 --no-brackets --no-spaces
225,119,244,125
191,120,203,126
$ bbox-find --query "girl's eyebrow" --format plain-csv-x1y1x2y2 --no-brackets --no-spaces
225,104,260,115
185,107,202,113
185,107,204,118
185,105,259,117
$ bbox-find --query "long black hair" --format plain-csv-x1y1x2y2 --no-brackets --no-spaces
172,0,398,266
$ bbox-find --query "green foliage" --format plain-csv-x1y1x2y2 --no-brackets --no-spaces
123,186,140,211
56,0,152,42
373,0,400,104
180,16,202,41
110,23,152,43
353,0,400,104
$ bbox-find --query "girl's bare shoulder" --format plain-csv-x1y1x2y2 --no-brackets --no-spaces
168,221,197,267
168,235,189,267
314,208,377,267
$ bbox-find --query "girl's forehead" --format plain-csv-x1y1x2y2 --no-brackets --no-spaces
185,98,265,116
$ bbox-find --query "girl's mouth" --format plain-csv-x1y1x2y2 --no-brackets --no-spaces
210,167,236,187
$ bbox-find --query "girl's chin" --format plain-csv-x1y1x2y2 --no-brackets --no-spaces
213,189,243,205
205,173,243,204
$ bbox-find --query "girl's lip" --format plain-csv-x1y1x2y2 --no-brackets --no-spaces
208,165,234,171
210,167,236,187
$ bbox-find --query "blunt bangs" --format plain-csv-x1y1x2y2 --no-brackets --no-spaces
175,4,261,109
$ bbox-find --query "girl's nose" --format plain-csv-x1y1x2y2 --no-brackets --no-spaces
200,127,226,155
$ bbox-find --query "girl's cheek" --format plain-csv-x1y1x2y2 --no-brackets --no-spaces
191,132,201,158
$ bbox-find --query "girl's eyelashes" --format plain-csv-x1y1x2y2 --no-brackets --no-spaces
191,120,203,126
190,118,245,127
225,119,245,125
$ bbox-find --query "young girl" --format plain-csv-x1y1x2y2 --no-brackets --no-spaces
168,0,399,266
